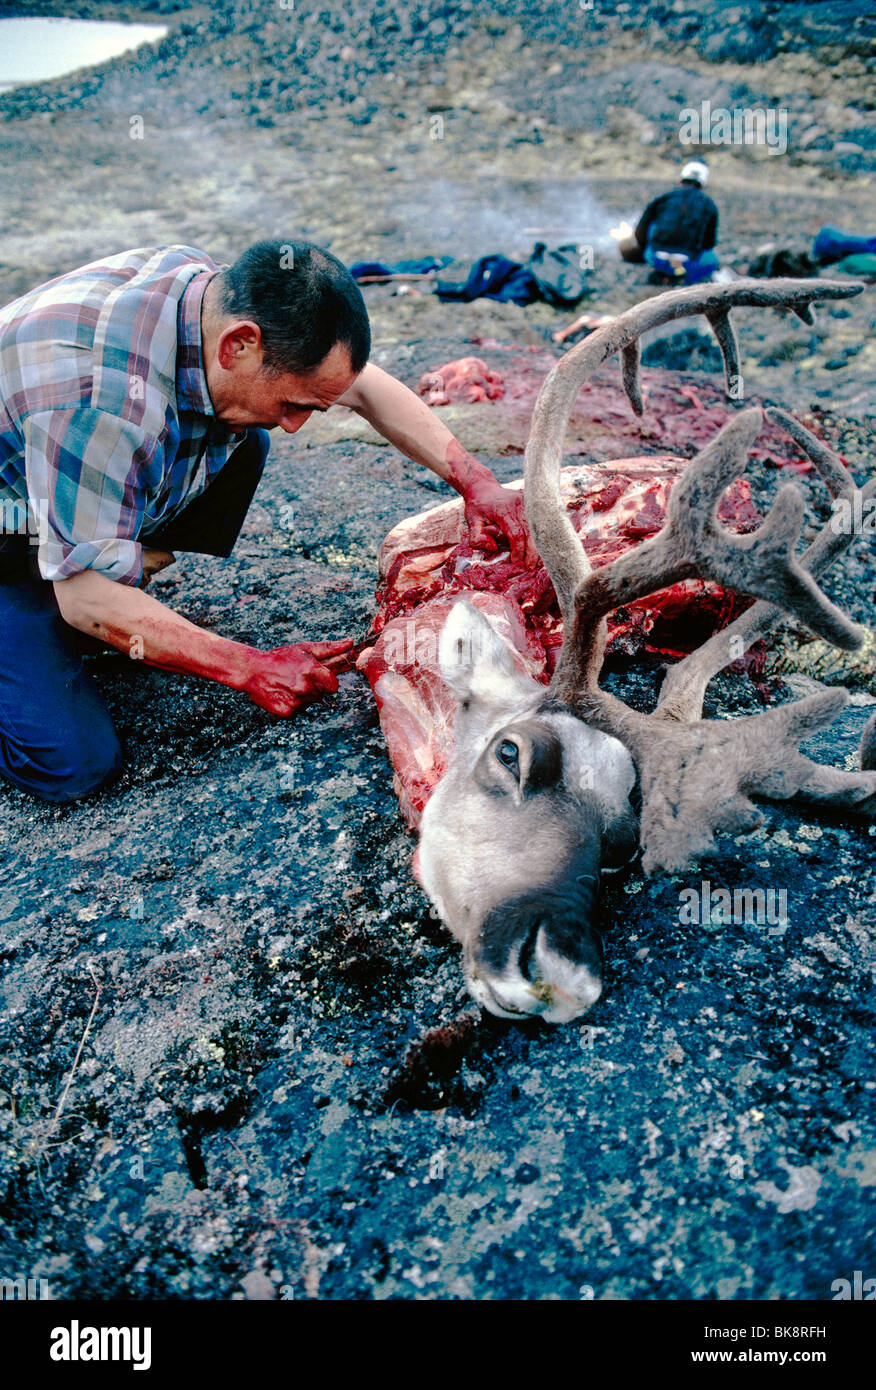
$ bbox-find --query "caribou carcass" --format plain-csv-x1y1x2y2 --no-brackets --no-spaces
359,279,876,1023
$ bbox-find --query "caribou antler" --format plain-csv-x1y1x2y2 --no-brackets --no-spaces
524,278,876,873
657,405,876,721
525,278,862,617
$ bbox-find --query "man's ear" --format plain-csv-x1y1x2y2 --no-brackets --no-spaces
216,320,263,370
438,601,533,707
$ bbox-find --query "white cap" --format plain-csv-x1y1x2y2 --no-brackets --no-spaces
681,160,709,186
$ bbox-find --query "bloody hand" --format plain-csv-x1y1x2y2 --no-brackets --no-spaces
243,639,354,716
463,476,538,567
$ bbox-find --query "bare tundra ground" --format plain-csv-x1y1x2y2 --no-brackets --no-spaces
0,0,874,1299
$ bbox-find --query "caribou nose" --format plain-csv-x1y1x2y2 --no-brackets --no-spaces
517,919,541,982
471,890,604,1024
469,952,602,1024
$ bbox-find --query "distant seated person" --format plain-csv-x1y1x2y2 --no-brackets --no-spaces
619,160,719,285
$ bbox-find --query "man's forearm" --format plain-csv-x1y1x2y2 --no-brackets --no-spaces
54,569,255,688
338,361,536,564
342,363,495,495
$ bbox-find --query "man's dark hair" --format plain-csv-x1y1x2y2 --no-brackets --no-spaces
218,240,370,376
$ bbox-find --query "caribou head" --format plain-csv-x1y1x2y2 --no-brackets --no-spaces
417,278,876,1022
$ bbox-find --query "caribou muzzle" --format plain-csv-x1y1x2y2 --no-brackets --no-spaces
467,841,605,1023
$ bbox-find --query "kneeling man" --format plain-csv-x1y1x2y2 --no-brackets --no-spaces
0,240,534,801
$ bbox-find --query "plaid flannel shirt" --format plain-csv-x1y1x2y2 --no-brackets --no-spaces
0,245,245,585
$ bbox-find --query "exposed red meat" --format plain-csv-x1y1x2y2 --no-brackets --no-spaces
417,356,506,405
425,348,825,473
358,457,761,827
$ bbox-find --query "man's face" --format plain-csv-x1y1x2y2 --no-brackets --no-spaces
207,331,359,433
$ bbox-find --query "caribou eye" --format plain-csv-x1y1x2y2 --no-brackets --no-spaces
496,740,520,776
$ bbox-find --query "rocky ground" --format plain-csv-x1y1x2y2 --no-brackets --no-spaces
0,1,874,1300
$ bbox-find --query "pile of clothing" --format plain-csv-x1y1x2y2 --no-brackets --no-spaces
349,246,591,308
812,226,876,279
748,226,876,281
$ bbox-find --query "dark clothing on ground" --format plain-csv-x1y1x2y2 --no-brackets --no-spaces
436,255,541,306
350,256,452,278
436,247,589,307
748,248,819,279
635,183,718,258
813,225,876,266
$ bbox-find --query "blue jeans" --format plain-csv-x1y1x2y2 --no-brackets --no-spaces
0,428,269,803
644,245,719,285
0,576,124,802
